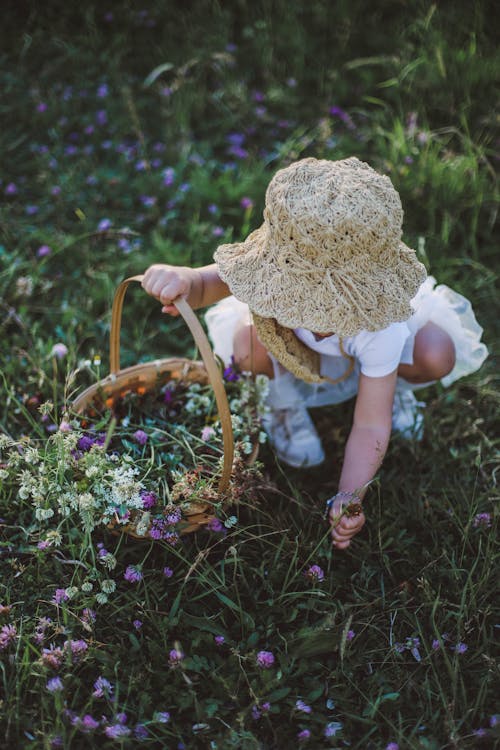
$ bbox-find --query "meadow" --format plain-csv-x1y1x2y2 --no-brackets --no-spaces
0,2,498,748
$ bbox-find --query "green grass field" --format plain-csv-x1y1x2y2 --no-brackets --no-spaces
0,2,498,748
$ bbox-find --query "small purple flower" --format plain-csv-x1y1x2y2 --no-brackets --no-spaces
51,185,62,196
116,712,128,725
50,343,68,359
223,357,241,382
135,724,149,740
93,676,113,698
141,491,157,509
97,218,112,231
201,426,216,441
5,183,18,195
432,639,441,650
163,566,173,578
96,110,108,126
26,204,39,215
47,676,64,692
324,721,343,738
154,711,171,723
37,102,48,113
212,226,225,237
133,619,143,630
214,635,225,646
53,588,69,604
81,714,100,731
256,650,275,669
473,728,488,738
82,608,96,625
65,639,88,657
452,642,468,654
386,744,400,750
207,517,224,532
490,715,500,728
240,196,253,209
124,565,143,583
97,84,109,98
0,624,16,650
37,244,52,258
404,156,414,165
296,700,312,714
346,629,355,642
168,647,184,666
473,512,492,528
208,203,218,215
105,725,131,739
162,167,175,186
297,729,311,741
305,564,325,582
133,429,148,446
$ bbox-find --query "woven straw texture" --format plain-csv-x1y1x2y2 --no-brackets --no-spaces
214,156,427,338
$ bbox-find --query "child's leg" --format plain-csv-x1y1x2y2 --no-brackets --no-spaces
398,321,455,384
232,323,275,378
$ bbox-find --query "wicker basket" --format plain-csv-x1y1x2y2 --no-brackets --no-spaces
71,274,236,537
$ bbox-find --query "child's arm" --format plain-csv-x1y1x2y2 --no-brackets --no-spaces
141,263,231,316
327,369,397,549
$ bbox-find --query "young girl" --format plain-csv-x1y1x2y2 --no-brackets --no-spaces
141,157,488,550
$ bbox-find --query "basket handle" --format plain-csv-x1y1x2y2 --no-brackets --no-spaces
109,274,234,493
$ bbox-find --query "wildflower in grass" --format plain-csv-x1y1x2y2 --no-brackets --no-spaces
96,110,108,126
82,608,96,625
214,635,225,645
0,624,17,650
240,197,254,209
153,711,170,723
256,650,275,668
100,579,116,595
47,676,64,692
163,566,173,578
41,646,64,670
452,642,468,654
50,343,68,359
298,729,311,741
26,204,39,215
97,83,109,98
324,721,343,737
490,715,499,727
296,700,312,714
53,588,69,604
208,203,218,215
207,517,224,533
386,744,400,750
168,647,184,666
473,512,492,528
252,702,271,720
135,724,148,739
133,429,148,446
346,629,355,642
50,736,63,748
93,676,113,698
80,715,100,732
432,639,440,650
5,182,18,195
201,426,216,441
305,564,325,582
97,218,112,231
133,619,143,630
212,226,225,237
64,639,88,658
105,725,131,739
124,565,143,583
140,491,157,509
473,728,488,738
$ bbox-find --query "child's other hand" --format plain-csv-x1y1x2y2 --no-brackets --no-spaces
327,495,366,550
141,264,194,316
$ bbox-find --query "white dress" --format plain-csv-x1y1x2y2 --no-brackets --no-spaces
205,276,488,407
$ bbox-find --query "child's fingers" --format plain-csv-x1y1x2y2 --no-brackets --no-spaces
161,305,181,316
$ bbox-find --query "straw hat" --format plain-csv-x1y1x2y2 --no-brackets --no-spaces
214,157,427,338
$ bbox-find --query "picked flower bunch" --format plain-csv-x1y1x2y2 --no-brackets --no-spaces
0,365,268,544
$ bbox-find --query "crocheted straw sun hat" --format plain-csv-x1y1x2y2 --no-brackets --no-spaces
214,157,427,339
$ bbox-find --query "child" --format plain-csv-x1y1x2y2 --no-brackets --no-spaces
141,157,488,550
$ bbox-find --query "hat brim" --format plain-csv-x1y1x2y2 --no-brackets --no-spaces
214,224,427,337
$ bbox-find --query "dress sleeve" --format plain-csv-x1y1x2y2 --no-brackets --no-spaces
353,322,411,378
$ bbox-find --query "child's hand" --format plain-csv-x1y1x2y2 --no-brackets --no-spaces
326,494,366,550
142,264,196,316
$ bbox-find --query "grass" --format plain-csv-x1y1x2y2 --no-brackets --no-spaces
0,1,499,748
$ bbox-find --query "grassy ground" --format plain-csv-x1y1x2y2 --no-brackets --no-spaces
0,2,498,748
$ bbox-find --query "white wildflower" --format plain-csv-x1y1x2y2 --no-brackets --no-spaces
81,582,93,593
65,586,79,599
100,579,116,594
95,593,108,605
35,507,54,521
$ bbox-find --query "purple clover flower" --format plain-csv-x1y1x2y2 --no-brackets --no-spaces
105,725,131,739
240,196,253,209
53,588,69,604
163,566,173,578
386,744,400,750
223,357,241,382
305,564,325,582
81,715,100,732
37,245,51,258
124,565,143,583
46,676,64,692
214,635,225,645
207,517,224,533
97,218,112,231
93,676,113,698
296,700,312,714
133,429,148,446
140,491,157,509
298,729,311,741
324,721,343,737
168,648,184,666
452,642,468,654
133,619,143,630
51,343,68,359
0,624,17,650
256,650,275,669
154,712,170,723
346,629,355,642
473,512,492,528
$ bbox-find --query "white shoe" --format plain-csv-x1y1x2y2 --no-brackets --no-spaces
392,388,425,440
261,404,325,467
261,371,325,467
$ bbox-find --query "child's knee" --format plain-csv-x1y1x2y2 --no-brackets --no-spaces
233,324,273,376
416,324,456,379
